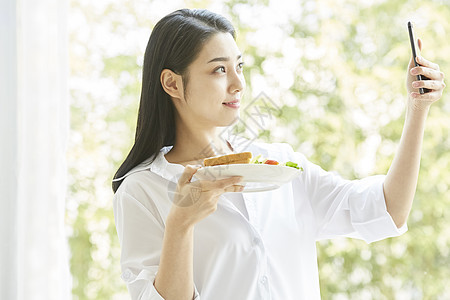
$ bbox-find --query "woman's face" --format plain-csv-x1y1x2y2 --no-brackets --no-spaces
177,32,246,128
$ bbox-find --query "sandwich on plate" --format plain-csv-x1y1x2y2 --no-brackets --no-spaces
203,152,302,170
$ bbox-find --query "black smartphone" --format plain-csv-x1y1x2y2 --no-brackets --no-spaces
408,21,430,94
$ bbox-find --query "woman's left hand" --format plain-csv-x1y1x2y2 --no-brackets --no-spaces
407,38,446,112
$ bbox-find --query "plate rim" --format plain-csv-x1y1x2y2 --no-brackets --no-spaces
194,163,301,183
197,163,301,171
194,163,301,193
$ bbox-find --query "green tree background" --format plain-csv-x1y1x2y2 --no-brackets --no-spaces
67,0,450,299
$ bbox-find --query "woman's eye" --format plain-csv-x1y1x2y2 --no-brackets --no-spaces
214,66,226,73
214,62,244,74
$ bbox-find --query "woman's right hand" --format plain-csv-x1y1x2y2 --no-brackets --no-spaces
166,165,244,230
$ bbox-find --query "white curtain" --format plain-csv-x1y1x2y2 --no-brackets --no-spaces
0,0,72,299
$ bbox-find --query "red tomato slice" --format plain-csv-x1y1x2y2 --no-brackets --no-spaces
264,159,279,165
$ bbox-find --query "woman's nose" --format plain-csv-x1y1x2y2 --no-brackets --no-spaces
229,70,245,94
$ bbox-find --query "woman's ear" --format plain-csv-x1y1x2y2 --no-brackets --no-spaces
160,69,184,99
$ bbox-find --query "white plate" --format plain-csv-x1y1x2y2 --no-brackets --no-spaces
194,164,302,193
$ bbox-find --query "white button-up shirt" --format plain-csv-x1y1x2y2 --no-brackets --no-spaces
113,138,407,300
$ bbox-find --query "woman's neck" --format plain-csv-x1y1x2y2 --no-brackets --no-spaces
164,126,234,166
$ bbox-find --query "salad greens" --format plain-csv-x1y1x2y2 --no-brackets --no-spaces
283,161,302,170
249,154,264,164
250,154,303,171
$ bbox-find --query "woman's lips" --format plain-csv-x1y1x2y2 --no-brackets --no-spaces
222,100,240,109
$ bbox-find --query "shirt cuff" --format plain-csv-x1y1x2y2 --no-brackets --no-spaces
352,213,408,244
349,175,408,244
122,267,200,300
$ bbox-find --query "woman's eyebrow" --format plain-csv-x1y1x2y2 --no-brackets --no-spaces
207,54,242,63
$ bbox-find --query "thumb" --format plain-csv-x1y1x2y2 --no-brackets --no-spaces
417,38,422,52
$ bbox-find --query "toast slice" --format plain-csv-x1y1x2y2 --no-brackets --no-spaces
203,152,252,167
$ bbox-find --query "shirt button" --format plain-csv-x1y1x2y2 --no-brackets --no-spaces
122,270,132,280
260,275,267,284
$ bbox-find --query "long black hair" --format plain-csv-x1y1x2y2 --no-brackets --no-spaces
112,9,236,192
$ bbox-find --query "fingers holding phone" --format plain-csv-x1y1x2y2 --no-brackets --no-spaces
410,54,445,94
406,23,445,109
408,23,431,94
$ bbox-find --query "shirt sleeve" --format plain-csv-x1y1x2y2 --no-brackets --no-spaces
284,144,407,244
113,189,200,299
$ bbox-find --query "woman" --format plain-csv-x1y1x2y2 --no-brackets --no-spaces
112,8,445,300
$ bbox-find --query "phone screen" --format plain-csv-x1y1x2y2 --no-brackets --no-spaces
407,22,430,94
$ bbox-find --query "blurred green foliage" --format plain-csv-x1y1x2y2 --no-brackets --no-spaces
67,0,450,299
